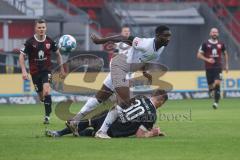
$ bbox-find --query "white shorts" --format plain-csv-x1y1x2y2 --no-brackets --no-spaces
103,73,114,91
103,72,134,92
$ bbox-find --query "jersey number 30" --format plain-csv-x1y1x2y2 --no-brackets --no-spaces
123,99,145,121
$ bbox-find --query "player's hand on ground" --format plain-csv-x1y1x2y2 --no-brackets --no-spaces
90,34,102,44
207,58,215,64
151,127,166,136
158,132,166,136
151,127,161,136
22,71,29,80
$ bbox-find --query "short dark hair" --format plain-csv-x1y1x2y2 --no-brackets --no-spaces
121,25,130,32
35,19,46,25
155,25,170,34
122,25,130,29
152,89,168,101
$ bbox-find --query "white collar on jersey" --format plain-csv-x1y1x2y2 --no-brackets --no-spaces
34,34,46,42
208,39,218,44
149,98,157,109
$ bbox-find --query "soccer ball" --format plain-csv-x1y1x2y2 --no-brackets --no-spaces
58,35,77,52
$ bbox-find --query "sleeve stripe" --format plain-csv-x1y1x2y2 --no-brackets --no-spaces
20,50,26,55
139,125,148,131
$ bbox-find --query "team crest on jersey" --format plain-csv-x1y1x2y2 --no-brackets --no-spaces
134,38,140,46
46,43,51,49
217,44,222,49
207,44,211,48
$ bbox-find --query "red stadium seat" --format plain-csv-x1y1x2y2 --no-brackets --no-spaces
69,0,103,8
227,21,240,42
87,9,97,20
234,10,240,20
100,28,115,36
216,8,228,18
226,0,240,7
9,21,34,38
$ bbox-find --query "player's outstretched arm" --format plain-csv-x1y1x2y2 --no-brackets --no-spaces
142,71,152,85
19,53,29,80
136,125,164,138
223,51,229,73
55,49,66,77
91,34,132,45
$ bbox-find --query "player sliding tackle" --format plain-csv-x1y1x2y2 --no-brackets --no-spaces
48,90,168,138
66,25,171,138
197,28,229,109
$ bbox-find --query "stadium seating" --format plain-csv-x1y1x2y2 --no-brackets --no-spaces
48,0,78,15
8,21,34,38
69,0,104,8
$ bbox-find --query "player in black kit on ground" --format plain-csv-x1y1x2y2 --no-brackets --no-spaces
46,89,168,138
19,19,65,124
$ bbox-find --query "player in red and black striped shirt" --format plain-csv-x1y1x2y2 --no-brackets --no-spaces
19,19,65,124
197,28,229,109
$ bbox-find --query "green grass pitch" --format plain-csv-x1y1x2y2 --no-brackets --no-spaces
0,99,240,160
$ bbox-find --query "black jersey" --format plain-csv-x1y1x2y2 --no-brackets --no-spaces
108,95,157,137
75,96,157,138
199,40,226,69
20,35,58,75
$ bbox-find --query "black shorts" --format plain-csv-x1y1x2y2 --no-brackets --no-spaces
31,72,52,93
206,68,222,85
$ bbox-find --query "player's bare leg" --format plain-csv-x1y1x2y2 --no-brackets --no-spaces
212,80,221,109
43,83,52,124
37,91,44,103
66,84,113,136
95,86,130,138
115,87,131,108
96,55,132,138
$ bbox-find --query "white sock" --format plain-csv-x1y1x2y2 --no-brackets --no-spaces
45,116,50,120
99,107,119,133
73,97,100,121
116,105,123,112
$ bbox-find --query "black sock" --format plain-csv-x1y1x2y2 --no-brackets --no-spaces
209,88,214,93
214,85,220,103
58,127,72,136
44,95,52,117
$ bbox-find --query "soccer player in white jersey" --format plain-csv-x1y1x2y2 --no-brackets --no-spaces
66,26,132,135
90,25,171,138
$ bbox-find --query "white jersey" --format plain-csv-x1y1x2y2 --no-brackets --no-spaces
127,37,165,63
115,42,131,55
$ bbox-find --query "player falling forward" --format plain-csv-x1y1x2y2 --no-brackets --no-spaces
197,27,229,109
19,19,65,124
48,89,168,138
90,25,171,138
